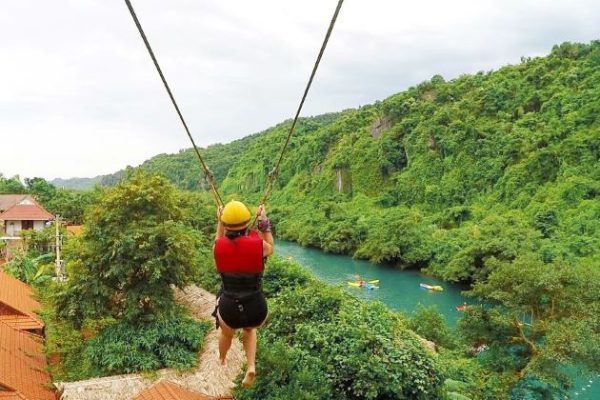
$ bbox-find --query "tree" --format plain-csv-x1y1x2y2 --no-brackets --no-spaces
408,304,456,349
56,172,203,325
459,255,600,395
0,174,26,193
25,177,57,205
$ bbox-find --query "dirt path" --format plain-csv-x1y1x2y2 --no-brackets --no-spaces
58,286,244,399
166,286,245,396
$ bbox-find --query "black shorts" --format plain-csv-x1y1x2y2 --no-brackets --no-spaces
218,291,268,329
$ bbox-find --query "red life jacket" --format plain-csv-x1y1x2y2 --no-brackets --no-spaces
214,230,264,274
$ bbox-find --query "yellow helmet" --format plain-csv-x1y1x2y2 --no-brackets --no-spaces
221,200,251,231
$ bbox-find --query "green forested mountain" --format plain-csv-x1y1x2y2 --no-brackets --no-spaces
205,41,599,283
61,41,599,284
53,112,342,191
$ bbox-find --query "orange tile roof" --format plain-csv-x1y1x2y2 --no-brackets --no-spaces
65,225,82,235
0,321,55,400
0,196,30,213
0,271,44,331
133,381,233,400
0,315,43,332
0,204,53,222
0,391,28,399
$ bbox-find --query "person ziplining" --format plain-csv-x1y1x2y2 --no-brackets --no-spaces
123,0,344,387
212,201,273,387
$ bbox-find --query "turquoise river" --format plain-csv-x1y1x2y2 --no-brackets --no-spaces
276,240,599,400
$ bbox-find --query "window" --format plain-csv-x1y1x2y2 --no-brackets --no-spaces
21,220,34,230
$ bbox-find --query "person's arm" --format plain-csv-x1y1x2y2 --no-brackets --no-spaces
256,205,274,257
215,206,224,241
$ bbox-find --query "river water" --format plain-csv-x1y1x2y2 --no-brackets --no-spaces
276,240,599,400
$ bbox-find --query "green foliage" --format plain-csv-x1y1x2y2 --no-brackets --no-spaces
42,282,210,381
25,176,96,224
509,375,568,400
408,304,457,349
437,349,514,400
0,174,26,193
459,255,600,395
56,172,204,325
240,265,444,399
83,317,210,376
235,341,333,400
262,256,314,297
4,251,54,285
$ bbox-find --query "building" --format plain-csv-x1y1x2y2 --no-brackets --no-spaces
0,195,54,238
0,269,44,335
0,321,56,400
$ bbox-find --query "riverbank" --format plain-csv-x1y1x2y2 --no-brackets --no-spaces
275,239,600,400
276,240,472,325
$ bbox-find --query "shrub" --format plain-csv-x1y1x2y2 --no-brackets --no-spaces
408,304,457,349
83,316,210,375
238,277,443,399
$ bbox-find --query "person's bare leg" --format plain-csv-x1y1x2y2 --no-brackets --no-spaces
241,328,257,387
217,311,236,365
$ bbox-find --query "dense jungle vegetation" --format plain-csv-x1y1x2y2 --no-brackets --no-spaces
7,174,446,398
6,171,597,398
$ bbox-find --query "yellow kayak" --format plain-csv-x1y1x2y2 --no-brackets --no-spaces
347,281,379,290
348,280,379,287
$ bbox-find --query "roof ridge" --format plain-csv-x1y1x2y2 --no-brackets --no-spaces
0,270,44,327
0,201,54,222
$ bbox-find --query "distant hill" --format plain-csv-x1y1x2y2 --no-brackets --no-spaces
50,176,103,190
52,112,341,191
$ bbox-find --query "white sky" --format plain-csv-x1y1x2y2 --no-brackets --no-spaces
1,0,598,180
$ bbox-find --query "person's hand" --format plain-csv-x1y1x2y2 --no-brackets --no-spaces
256,204,267,219
256,204,271,233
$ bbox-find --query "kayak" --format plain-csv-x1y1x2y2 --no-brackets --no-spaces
347,281,379,289
420,283,443,292
456,304,469,311
348,279,379,286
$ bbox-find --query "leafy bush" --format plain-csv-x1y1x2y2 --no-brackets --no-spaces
4,251,54,285
83,316,210,375
408,304,457,349
235,341,333,400
262,256,314,297
238,278,443,399
56,172,204,325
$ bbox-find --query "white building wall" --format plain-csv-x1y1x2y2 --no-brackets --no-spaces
33,220,46,231
5,220,19,236
3,220,48,236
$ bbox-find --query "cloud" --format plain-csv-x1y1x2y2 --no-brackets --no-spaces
0,0,598,179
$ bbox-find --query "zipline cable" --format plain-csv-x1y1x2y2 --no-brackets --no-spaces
124,0,224,207
258,0,345,209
